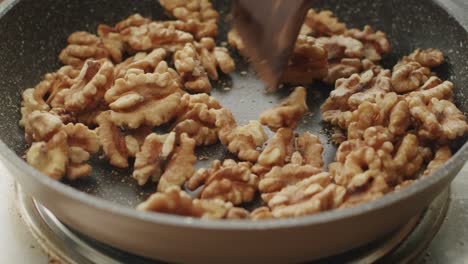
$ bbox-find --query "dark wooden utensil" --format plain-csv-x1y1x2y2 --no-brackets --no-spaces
232,0,312,91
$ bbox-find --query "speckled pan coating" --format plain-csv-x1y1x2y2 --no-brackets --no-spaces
0,0,466,263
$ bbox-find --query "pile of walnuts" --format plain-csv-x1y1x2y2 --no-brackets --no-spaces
20,1,467,220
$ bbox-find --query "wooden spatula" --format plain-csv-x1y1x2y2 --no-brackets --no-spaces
232,0,313,91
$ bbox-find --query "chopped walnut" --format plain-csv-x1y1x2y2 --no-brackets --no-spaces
133,132,177,186
54,60,114,113
162,20,217,40
316,35,364,60
408,96,468,142
97,24,125,64
408,78,453,103
172,93,221,146
391,60,431,93
96,111,129,168
26,119,99,180
347,69,392,109
344,25,391,61
25,111,63,142
114,48,167,78
257,128,295,169
197,37,235,80
423,146,452,176
105,62,182,129
250,207,274,220
215,110,268,161
267,174,346,218
159,0,219,23
324,58,363,85
302,9,347,37
174,43,212,93
259,86,308,131
26,131,69,180
259,164,323,195
341,175,390,207
296,132,324,168
227,29,247,56
188,159,258,204
59,31,121,67
281,35,329,85
157,133,197,192
121,22,193,52
138,186,245,219
406,48,444,68
321,70,374,112
115,14,150,32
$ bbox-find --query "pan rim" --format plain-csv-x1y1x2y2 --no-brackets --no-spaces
1,0,468,230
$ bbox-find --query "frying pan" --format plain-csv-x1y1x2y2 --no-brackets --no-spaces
0,0,467,263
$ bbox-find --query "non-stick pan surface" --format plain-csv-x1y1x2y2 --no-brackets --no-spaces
0,0,467,262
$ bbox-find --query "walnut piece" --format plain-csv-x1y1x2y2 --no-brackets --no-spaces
406,48,444,68
250,207,274,220
214,109,268,162
59,31,121,67
174,43,212,93
26,131,69,180
159,0,219,23
344,25,391,61
96,111,129,168
187,159,258,204
105,62,182,129
341,175,389,207
114,48,167,78
408,96,468,142
121,22,193,52
162,20,217,40
267,173,346,218
259,164,323,195
256,128,295,169
133,132,177,186
302,9,347,37
259,86,308,131
324,58,363,85
391,60,431,93
172,93,221,146
316,35,364,60
281,35,329,85
138,186,243,219
25,114,99,180
197,37,235,81
423,146,452,176
55,60,114,113
157,133,197,192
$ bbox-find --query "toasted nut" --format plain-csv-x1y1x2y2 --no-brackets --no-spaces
344,25,391,61
96,111,129,168
26,131,69,180
157,133,196,192
303,9,347,37
259,86,308,131
174,43,212,93
159,0,219,23
56,60,114,113
59,31,121,67
187,159,258,204
120,22,193,52
133,132,176,186
423,146,452,176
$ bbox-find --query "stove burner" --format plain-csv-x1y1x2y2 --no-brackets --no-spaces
15,184,450,263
